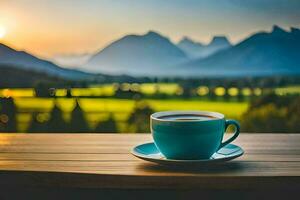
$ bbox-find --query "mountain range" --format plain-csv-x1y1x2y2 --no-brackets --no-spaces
0,43,93,80
1,25,300,78
177,36,231,58
174,25,300,77
84,25,300,77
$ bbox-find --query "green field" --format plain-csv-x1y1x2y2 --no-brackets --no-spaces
14,97,248,132
2,83,299,132
15,98,248,116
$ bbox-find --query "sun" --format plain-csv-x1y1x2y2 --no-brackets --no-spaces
0,26,7,39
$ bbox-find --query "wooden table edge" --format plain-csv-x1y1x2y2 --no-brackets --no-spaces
0,170,299,190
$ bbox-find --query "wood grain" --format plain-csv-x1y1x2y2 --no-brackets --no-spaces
0,133,299,189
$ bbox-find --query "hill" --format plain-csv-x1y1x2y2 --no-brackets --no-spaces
85,31,188,76
0,43,94,80
0,64,145,88
175,25,300,77
0,65,73,88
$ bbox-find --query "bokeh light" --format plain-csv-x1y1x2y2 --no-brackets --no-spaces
197,86,209,96
215,87,226,96
228,88,239,96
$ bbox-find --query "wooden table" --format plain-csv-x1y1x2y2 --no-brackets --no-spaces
0,133,299,199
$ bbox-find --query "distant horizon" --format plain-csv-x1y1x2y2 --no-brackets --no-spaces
2,25,298,55
1,0,300,62
0,24,299,69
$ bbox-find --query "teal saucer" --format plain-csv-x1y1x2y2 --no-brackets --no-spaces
132,142,244,166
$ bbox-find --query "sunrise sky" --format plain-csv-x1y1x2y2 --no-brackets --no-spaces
0,0,299,60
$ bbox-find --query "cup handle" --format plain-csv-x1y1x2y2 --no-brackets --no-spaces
219,120,240,149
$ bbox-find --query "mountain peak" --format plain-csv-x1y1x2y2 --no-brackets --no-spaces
272,25,287,34
142,30,171,42
291,27,300,34
178,37,203,46
180,36,193,43
209,36,231,46
145,30,162,37
86,30,187,75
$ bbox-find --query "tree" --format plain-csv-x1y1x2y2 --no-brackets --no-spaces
241,104,287,132
34,81,52,97
44,102,69,132
179,81,196,98
237,87,244,102
94,114,118,133
208,87,217,100
0,97,17,132
287,96,300,132
127,101,154,133
241,94,300,133
223,87,230,101
69,99,89,133
66,88,72,98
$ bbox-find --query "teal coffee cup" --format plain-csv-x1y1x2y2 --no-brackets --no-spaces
151,111,240,160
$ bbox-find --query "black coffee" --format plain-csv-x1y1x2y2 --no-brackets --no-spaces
158,114,217,121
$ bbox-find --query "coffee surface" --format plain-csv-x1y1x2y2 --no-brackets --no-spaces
158,114,217,121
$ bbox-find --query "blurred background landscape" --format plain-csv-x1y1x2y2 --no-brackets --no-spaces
0,0,299,133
